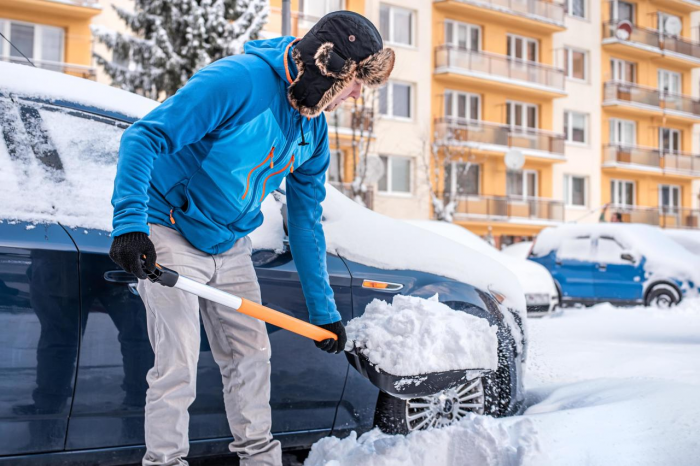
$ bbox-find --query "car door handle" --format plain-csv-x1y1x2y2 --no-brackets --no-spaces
104,270,138,284
597,264,607,271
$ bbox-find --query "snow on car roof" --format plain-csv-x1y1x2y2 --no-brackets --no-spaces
534,223,700,286
663,229,700,256
0,62,158,119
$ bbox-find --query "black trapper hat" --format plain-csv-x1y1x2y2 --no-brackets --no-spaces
287,10,395,118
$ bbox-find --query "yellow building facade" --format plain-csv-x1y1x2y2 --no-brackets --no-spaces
0,0,100,79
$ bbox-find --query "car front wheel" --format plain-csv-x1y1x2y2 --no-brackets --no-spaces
374,377,489,434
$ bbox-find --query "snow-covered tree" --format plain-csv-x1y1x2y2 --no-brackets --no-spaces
93,0,268,100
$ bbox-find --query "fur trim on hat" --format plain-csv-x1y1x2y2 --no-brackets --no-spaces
356,48,395,87
314,42,357,79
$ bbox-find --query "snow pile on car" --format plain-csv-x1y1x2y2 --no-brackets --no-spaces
663,229,700,256
532,224,700,291
305,415,542,466
345,294,498,376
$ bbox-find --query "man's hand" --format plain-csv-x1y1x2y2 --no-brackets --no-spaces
109,232,157,280
315,321,347,354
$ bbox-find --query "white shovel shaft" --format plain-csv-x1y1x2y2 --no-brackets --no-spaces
175,276,243,310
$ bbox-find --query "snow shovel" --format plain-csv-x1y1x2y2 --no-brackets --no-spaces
141,261,489,399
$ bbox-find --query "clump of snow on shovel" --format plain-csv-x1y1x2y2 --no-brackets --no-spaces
345,294,498,376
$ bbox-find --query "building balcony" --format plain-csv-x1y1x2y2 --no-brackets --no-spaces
434,118,565,161
1,56,96,80
434,46,566,98
607,205,700,229
446,194,565,223
603,22,700,67
650,0,700,13
603,81,700,123
603,145,700,176
326,105,374,135
434,0,565,34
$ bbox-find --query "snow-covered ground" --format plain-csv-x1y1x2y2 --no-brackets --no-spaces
306,300,700,465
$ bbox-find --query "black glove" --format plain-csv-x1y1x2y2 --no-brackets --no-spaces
315,321,347,354
109,232,157,280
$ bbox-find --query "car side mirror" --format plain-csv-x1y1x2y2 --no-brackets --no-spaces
620,252,635,262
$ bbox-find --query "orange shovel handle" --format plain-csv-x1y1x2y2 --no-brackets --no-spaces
238,298,338,342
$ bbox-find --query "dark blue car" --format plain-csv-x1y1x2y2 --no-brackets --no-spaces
0,63,525,465
529,224,699,308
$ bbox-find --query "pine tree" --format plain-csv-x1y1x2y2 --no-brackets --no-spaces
92,0,268,100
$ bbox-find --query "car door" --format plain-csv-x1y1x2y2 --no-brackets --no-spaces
553,236,596,303
592,236,644,303
0,221,80,456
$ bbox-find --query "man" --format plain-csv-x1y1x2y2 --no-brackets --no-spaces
108,11,394,466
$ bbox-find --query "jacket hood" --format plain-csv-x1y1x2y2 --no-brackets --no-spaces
244,36,298,86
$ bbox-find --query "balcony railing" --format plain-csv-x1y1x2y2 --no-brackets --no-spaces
438,0,565,25
603,81,700,117
604,145,700,173
608,206,700,229
446,194,565,222
603,22,700,61
434,118,566,155
1,56,96,80
435,46,565,92
326,105,374,133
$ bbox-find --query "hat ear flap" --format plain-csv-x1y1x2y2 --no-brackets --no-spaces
314,42,357,79
356,48,395,87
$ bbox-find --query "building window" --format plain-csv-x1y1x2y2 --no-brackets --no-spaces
506,101,538,131
444,90,480,124
445,20,480,51
0,19,64,64
658,69,681,96
659,128,681,154
611,58,636,83
507,34,538,62
567,0,586,18
565,48,587,80
379,81,412,120
659,185,681,211
300,0,344,19
609,118,636,147
564,175,587,207
380,4,414,46
507,169,538,198
445,163,480,196
378,155,412,194
564,111,588,144
658,12,681,37
611,179,635,207
611,1,635,23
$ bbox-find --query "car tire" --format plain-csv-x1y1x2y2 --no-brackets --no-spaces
645,284,680,308
373,372,509,434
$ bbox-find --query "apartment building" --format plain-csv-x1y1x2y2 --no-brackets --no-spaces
431,0,568,246
0,0,100,79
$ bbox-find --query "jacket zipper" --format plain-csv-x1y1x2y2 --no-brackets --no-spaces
260,154,294,202
242,147,275,200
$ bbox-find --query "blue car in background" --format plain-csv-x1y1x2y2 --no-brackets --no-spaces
529,224,699,308
0,63,526,465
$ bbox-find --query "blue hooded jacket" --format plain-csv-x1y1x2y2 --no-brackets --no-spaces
111,36,341,325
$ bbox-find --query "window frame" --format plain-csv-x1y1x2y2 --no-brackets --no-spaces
659,127,681,154
611,179,636,207
507,169,539,199
378,155,413,196
609,118,636,147
380,4,416,47
564,110,588,145
506,100,538,132
658,184,681,211
565,47,588,81
506,34,539,63
444,90,481,124
567,0,587,19
379,80,414,121
444,20,481,51
0,18,65,64
446,162,480,198
610,58,636,83
564,174,588,207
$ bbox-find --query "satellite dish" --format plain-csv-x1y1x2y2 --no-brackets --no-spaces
615,20,633,41
359,155,385,184
505,149,525,170
664,16,682,36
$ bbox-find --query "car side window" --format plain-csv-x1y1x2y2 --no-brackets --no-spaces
556,236,591,262
595,237,627,264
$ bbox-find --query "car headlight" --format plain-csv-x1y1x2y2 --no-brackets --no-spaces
525,293,550,305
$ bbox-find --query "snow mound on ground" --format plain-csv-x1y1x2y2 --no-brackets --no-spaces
305,416,542,466
345,294,498,376
0,62,157,119
532,223,700,289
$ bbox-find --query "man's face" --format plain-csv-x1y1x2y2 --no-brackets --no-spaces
324,79,363,112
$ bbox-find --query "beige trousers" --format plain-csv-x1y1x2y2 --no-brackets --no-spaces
137,223,282,466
